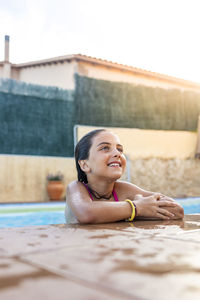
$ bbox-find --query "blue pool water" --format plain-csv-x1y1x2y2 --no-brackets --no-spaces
0,198,200,228
0,202,66,228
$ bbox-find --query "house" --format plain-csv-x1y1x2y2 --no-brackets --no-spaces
1,35,200,92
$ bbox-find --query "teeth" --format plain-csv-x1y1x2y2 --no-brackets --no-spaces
109,163,120,167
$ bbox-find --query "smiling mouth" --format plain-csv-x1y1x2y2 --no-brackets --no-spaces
108,162,121,167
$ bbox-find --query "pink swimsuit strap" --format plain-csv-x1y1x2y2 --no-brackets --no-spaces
112,189,119,202
83,183,119,202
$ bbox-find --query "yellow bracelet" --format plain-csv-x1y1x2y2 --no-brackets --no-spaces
125,199,136,221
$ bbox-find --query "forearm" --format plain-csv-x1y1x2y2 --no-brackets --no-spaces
76,201,132,224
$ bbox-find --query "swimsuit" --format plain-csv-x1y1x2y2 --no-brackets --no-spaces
83,183,119,201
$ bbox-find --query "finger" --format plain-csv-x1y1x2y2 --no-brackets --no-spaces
156,212,171,220
157,200,177,207
158,208,175,218
160,196,175,202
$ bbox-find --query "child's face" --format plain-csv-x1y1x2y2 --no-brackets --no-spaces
86,131,126,181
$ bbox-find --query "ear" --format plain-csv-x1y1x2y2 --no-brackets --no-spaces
78,160,91,173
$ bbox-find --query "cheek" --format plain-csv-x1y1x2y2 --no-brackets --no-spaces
88,155,105,170
122,156,126,168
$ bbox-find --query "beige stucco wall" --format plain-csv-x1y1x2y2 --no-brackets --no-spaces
11,67,20,80
0,65,3,78
0,155,76,203
0,63,11,79
77,61,199,91
76,126,197,159
18,60,77,90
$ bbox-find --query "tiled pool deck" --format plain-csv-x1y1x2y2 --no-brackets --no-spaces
1,214,200,300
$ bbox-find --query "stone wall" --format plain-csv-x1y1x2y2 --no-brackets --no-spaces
131,158,200,198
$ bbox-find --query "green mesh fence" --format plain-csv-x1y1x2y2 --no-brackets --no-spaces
0,79,75,156
1,76,200,157
74,74,200,131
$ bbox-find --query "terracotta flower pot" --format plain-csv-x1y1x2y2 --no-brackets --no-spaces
47,180,64,201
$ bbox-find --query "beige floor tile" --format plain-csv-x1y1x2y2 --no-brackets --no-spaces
0,257,139,300
0,223,152,257
22,228,200,300
1,215,200,300
0,257,42,280
0,269,131,300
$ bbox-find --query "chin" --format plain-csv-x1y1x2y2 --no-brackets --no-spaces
103,168,125,181
111,172,123,180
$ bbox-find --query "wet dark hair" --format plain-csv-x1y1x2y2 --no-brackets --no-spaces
75,129,106,183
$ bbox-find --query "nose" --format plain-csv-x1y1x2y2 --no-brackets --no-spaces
112,148,122,157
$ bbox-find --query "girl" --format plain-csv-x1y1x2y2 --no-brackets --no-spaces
65,129,184,224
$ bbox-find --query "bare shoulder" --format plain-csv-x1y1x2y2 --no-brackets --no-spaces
67,180,82,191
114,180,153,200
67,180,89,191
66,180,91,203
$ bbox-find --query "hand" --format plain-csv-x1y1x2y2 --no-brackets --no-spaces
133,193,179,220
157,194,184,219
157,194,175,203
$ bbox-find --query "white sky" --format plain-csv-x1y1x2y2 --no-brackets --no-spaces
1,0,200,83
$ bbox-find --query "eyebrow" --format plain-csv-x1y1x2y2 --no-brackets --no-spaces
97,142,123,148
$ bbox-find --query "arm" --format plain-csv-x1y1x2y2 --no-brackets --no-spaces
66,181,179,224
115,180,160,198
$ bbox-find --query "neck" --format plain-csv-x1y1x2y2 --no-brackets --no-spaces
86,178,115,199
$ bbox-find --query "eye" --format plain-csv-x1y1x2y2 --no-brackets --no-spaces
101,146,110,151
117,147,123,153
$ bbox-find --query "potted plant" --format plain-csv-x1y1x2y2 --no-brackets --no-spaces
46,172,64,201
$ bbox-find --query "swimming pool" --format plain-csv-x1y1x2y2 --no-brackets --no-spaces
0,202,66,228
0,198,200,228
